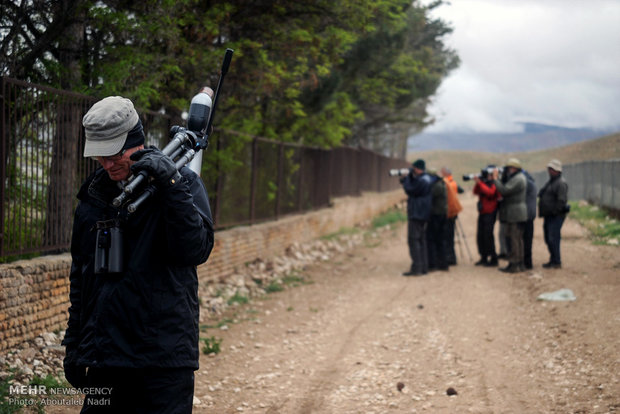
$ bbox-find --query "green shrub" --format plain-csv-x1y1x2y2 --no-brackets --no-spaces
265,281,284,293
227,293,249,306
201,336,222,355
371,209,407,229
569,202,620,244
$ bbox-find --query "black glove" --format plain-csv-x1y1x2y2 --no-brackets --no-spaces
130,146,182,188
63,347,87,388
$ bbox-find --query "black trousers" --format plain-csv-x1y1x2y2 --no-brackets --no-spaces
543,215,566,265
446,217,457,265
476,212,497,260
407,219,428,273
81,367,194,414
427,214,448,269
523,219,534,268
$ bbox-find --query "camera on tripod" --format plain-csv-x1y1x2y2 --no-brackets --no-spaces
462,166,502,181
388,168,411,177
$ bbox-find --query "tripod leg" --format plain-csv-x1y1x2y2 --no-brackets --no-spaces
456,217,473,262
454,222,465,261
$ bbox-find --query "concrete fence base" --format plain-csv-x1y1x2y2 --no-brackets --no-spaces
0,190,405,351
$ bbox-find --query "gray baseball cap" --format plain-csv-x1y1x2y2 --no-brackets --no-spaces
82,96,139,157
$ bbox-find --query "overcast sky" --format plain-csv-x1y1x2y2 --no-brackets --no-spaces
422,0,620,134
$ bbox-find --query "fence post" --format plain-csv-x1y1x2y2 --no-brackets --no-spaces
275,142,283,219
249,137,258,224
0,77,6,257
297,148,304,212
213,135,223,228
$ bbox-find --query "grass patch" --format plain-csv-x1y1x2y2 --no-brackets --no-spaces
371,208,407,229
281,272,312,287
227,292,249,306
29,374,68,389
201,336,222,355
0,371,21,414
321,227,360,241
265,281,284,293
201,317,236,331
569,201,620,245
0,373,69,413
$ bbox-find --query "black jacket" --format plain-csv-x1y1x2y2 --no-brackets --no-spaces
429,174,447,216
538,174,569,217
62,166,214,369
402,172,432,221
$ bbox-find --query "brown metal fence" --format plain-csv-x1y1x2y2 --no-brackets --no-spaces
0,77,408,260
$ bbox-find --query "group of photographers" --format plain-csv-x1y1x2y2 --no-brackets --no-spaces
400,157,569,276
400,160,463,276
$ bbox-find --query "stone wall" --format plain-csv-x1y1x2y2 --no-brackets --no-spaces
0,190,405,351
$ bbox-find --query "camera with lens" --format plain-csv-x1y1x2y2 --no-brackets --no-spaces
94,219,124,274
462,165,502,182
388,168,411,177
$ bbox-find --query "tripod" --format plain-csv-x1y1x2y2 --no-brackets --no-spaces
454,216,473,263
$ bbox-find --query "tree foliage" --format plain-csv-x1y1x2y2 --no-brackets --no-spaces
1,0,458,156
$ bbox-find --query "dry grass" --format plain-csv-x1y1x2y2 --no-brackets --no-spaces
409,131,620,186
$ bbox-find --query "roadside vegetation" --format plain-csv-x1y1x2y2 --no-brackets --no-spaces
569,201,620,246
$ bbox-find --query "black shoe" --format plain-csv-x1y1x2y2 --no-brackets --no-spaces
542,262,561,269
499,264,512,272
475,258,487,266
524,263,533,270
499,264,518,273
402,270,423,276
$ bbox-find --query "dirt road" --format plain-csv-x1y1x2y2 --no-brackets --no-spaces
194,194,619,414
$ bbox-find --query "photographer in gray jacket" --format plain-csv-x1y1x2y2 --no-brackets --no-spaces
492,159,527,273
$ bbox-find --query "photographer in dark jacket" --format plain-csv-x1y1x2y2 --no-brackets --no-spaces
401,159,432,276
427,168,449,272
538,159,569,269
62,96,215,413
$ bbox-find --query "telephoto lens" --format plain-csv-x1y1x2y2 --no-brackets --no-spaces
389,168,411,177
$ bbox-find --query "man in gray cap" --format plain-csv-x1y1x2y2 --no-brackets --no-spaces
62,96,214,413
538,159,569,268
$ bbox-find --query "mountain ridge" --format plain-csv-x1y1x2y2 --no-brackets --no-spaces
408,122,616,153
406,131,620,186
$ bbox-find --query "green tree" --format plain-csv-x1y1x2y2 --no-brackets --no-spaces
2,0,458,153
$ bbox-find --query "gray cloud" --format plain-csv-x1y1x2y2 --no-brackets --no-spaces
424,0,620,133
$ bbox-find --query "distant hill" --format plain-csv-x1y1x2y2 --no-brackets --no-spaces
408,122,616,153
408,131,620,187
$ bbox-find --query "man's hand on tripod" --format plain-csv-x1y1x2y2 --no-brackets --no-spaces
130,146,182,188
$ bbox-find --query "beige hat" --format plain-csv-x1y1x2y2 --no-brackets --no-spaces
547,159,562,172
82,96,139,157
504,158,522,169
